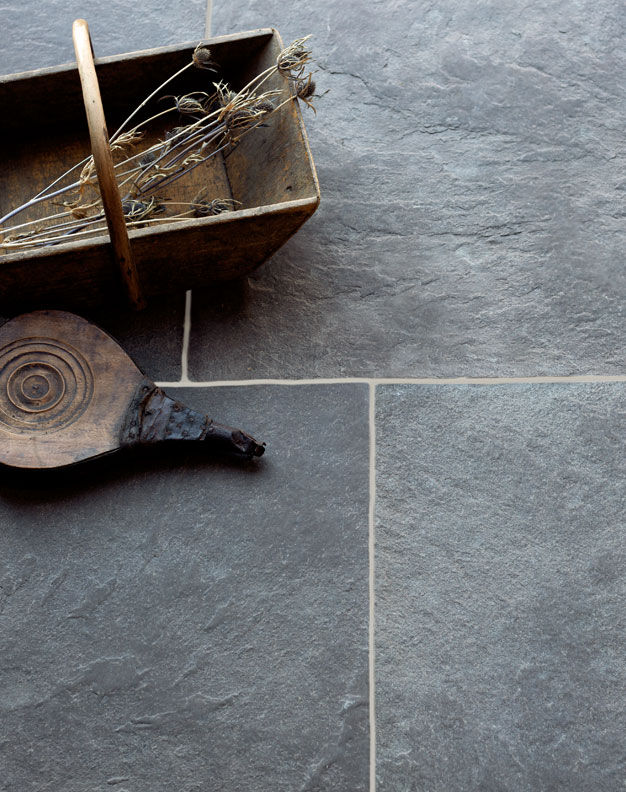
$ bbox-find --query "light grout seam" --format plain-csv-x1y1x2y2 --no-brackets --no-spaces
204,0,212,37
156,374,626,388
179,290,193,385
369,383,377,792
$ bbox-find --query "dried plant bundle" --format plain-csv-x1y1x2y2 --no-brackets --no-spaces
0,36,318,251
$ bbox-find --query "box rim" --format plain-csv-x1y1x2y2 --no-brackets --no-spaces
0,196,319,266
0,28,276,82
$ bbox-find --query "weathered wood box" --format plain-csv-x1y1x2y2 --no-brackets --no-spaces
0,28,320,311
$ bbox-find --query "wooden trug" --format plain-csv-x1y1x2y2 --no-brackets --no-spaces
0,28,320,311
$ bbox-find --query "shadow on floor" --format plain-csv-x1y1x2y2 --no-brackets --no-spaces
0,442,265,506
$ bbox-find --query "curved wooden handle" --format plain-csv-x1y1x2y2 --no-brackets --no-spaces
72,19,145,310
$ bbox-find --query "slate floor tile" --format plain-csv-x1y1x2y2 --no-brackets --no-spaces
3,0,206,74
0,384,369,792
375,383,625,791
188,0,625,379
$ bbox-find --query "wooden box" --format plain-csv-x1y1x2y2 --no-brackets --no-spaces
0,28,320,311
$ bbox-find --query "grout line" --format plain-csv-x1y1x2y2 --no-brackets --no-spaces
368,383,377,792
156,374,626,388
179,290,193,385
204,0,212,37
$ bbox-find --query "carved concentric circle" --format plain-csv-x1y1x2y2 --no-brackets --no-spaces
0,337,94,434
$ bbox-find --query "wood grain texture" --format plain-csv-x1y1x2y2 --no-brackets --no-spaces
0,201,314,312
0,311,141,468
72,19,145,310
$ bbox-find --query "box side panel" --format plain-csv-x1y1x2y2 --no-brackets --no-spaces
133,203,316,288
221,33,320,209
0,203,315,312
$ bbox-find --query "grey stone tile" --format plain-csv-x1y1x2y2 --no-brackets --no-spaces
87,297,185,383
0,384,369,791
2,0,206,74
188,0,625,379
375,383,625,791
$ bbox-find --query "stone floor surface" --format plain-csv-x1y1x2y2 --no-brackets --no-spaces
0,386,369,791
195,0,625,379
1,0,624,791
376,383,625,792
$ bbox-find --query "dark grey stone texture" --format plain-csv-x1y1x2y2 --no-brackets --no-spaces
2,0,206,74
188,0,625,379
375,383,626,791
88,297,185,383
0,384,369,791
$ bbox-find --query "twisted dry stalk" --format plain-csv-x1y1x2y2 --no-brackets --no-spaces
0,37,319,250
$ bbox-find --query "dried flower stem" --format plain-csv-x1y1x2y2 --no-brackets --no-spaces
109,61,194,142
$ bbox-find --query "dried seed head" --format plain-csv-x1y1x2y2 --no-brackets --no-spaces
277,35,312,76
79,158,96,185
69,205,89,219
122,200,147,219
296,77,316,100
172,94,208,115
191,191,240,217
164,126,189,143
192,44,218,71
219,88,281,133
110,130,144,158
139,150,157,167
255,99,275,114
224,107,257,131
293,74,317,112
214,81,237,107
122,197,164,221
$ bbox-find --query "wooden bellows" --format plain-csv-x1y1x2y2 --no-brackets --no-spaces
0,311,265,469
